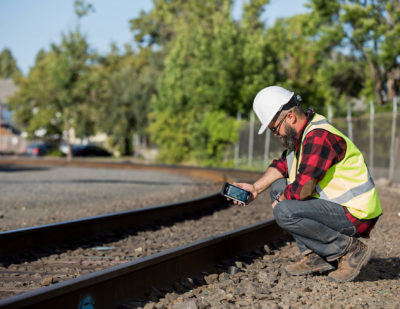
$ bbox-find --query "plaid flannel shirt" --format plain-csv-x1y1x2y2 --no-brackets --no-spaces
270,110,378,237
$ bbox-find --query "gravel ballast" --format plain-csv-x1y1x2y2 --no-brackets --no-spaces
127,185,400,309
0,163,399,308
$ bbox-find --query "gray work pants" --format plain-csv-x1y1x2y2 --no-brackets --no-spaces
270,179,356,261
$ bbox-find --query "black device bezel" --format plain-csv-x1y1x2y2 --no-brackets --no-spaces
221,182,251,204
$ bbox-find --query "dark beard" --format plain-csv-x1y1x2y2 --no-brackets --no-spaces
281,123,297,150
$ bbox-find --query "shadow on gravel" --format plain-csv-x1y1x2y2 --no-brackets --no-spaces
0,202,231,267
0,164,51,173
356,257,400,282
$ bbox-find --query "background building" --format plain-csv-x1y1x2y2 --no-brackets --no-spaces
0,78,26,154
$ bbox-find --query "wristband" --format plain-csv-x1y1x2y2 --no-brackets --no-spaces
274,192,283,202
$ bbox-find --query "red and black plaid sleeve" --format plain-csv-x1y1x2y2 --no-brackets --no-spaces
269,150,289,178
283,128,346,200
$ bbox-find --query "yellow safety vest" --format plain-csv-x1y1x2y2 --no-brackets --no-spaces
287,113,382,220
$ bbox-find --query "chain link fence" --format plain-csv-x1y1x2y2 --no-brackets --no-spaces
232,101,400,183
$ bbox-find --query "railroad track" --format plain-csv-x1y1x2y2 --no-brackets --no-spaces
0,219,287,309
0,193,230,299
0,193,227,256
0,158,284,309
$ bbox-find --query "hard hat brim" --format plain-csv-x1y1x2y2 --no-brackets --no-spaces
258,123,268,135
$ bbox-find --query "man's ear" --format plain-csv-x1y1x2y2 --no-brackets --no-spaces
287,111,296,125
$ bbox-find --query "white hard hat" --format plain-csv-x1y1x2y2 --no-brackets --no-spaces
253,86,294,134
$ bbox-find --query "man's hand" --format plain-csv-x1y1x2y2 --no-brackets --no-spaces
226,167,284,207
226,182,257,207
271,192,286,209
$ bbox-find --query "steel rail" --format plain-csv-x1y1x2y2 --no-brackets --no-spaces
0,218,286,309
0,193,227,256
0,158,261,256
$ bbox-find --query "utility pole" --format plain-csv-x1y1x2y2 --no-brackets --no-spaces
389,97,398,181
234,112,241,167
347,101,353,141
248,112,254,166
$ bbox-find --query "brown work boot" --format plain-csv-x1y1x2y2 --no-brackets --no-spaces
328,237,372,283
285,252,335,276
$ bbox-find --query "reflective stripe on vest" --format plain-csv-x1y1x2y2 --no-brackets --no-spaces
287,113,382,220
316,171,375,205
286,150,295,183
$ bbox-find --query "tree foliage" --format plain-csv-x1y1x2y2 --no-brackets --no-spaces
74,0,95,19
239,0,275,111
92,45,159,155
148,0,243,163
307,0,400,105
0,48,21,79
6,0,400,164
9,29,94,159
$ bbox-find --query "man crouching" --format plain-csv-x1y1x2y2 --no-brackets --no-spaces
233,86,382,283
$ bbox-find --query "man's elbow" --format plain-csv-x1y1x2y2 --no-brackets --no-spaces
299,179,317,200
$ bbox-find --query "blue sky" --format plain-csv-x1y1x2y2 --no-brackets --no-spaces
0,0,309,75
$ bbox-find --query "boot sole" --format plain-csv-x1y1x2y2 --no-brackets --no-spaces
328,245,372,283
285,263,335,276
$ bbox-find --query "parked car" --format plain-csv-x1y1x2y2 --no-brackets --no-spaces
25,142,54,156
71,144,112,157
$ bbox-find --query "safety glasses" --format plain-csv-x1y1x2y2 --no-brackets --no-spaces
270,113,288,134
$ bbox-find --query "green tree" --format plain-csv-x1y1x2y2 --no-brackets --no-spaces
307,0,400,105
93,45,158,155
0,48,21,79
74,0,95,19
239,0,276,112
49,30,95,159
9,50,63,142
130,0,187,49
10,1,97,159
149,0,242,164
9,29,95,159
262,6,369,114
315,52,365,116
264,14,327,110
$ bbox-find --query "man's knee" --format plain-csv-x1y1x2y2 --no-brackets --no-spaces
273,200,293,225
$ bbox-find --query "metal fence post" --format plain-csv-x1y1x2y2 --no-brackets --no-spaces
264,129,271,165
248,112,254,166
234,112,241,167
389,97,398,181
347,101,353,141
369,100,374,176
328,105,333,123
